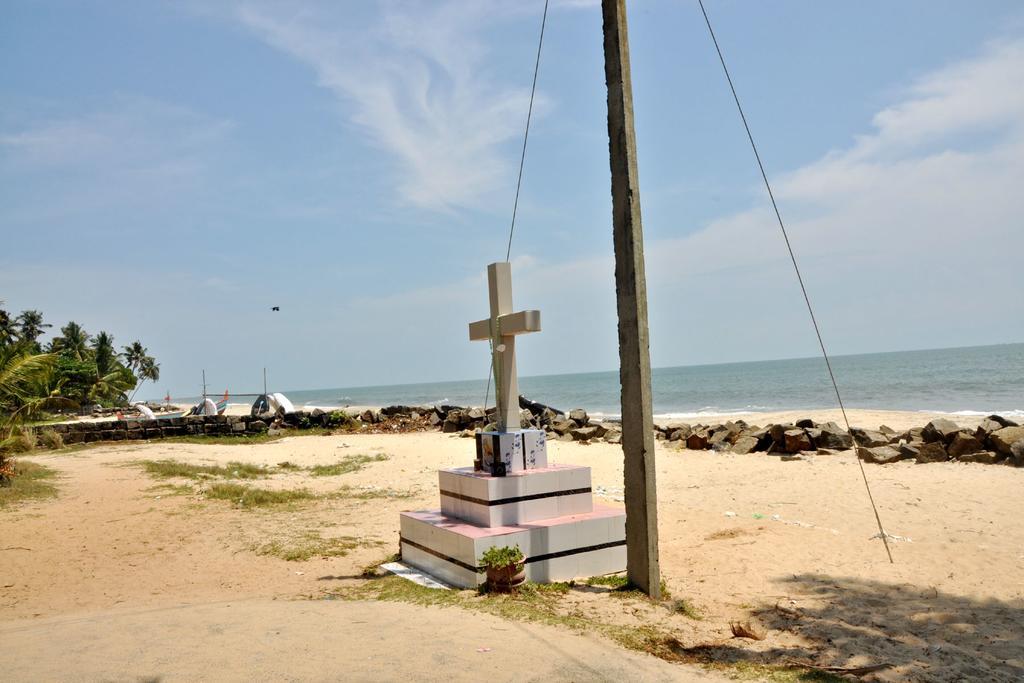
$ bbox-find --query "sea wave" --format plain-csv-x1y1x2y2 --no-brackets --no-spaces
938,409,1024,419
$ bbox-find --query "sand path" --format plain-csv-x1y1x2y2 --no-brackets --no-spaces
0,599,719,682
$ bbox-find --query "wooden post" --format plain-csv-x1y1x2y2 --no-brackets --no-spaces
602,0,661,598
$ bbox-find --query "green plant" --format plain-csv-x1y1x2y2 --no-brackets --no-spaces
328,410,358,429
136,459,270,480
203,483,317,508
0,461,58,506
2,429,36,454
480,544,524,570
308,453,389,476
38,428,64,450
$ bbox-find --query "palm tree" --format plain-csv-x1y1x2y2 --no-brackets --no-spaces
92,331,116,377
0,307,15,348
0,346,60,466
127,354,160,403
52,322,90,361
121,341,147,375
89,366,136,404
16,310,51,349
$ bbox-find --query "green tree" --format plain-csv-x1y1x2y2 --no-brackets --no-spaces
121,341,147,375
53,356,98,406
92,331,116,377
0,306,16,348
0,345,61,463
15,310,51,350
90,365,136,404
51,321,90,360
127,353,160,403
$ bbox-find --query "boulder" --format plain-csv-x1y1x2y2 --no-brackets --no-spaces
708,429,732,449
568,408,589,424
816,427,853,450
947,432,984,458
957,451,1002,464
551,419,576,435
604,431,622,445
914,441,949,463
878,424,896,436
783,429,812,453
975,418,1004,438
851,428,888,447
731,435,759,454
685,432,709,450
859,446,905,464
768,424,791,450
795,418,815,429
898,442,922,460
466,407,486,421
570,426,601,441
1011,440,1024,466
922,419,960,444
989,426,1024,457
668,428,690,442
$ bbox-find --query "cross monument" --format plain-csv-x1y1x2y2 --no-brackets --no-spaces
468,262,541,432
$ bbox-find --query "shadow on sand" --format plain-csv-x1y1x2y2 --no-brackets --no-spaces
665,573,1023,681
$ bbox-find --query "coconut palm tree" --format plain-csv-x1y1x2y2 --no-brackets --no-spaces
92,331,116,377
51,322,90,360
0,345,60,464
16,310,51,350
127,355,160,403
121,341,147,375
0,308,15,348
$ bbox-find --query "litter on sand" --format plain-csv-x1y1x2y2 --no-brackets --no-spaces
382,562,453,589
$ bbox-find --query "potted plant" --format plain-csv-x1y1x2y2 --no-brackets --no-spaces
480,544,525,593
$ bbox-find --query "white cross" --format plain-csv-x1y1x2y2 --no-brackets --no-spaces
469,262,541,432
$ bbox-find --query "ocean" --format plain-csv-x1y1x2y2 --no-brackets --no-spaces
198,343,1024,420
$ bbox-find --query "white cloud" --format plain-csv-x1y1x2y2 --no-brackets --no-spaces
229,1,554,212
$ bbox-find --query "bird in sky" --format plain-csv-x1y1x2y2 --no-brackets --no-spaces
271,306,280,312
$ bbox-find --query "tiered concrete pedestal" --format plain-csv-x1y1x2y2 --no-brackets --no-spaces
400,463,626,588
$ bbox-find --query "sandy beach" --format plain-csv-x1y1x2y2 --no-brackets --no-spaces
2,409,1022,681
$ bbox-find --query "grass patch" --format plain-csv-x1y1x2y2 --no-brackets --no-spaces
37,429,64,450
329,485,416,501
308,453,390,476
136,459,270,480
0,461,59,509
670,598,703,620
204,483,317,508
162,427,332,446
585,574,671,599
586,573,630,589
144,483,194,497
254,531,383,561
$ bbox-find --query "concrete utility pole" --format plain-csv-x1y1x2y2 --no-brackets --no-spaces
601,0,661,598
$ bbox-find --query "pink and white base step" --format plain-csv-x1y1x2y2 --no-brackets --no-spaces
399,464,626,588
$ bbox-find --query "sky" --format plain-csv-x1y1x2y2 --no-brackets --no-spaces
2,0,1023,399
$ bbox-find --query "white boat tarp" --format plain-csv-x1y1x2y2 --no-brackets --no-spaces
271,392,295,414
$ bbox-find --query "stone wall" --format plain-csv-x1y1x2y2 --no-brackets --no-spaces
43,414,272,444
35,403,1024,468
